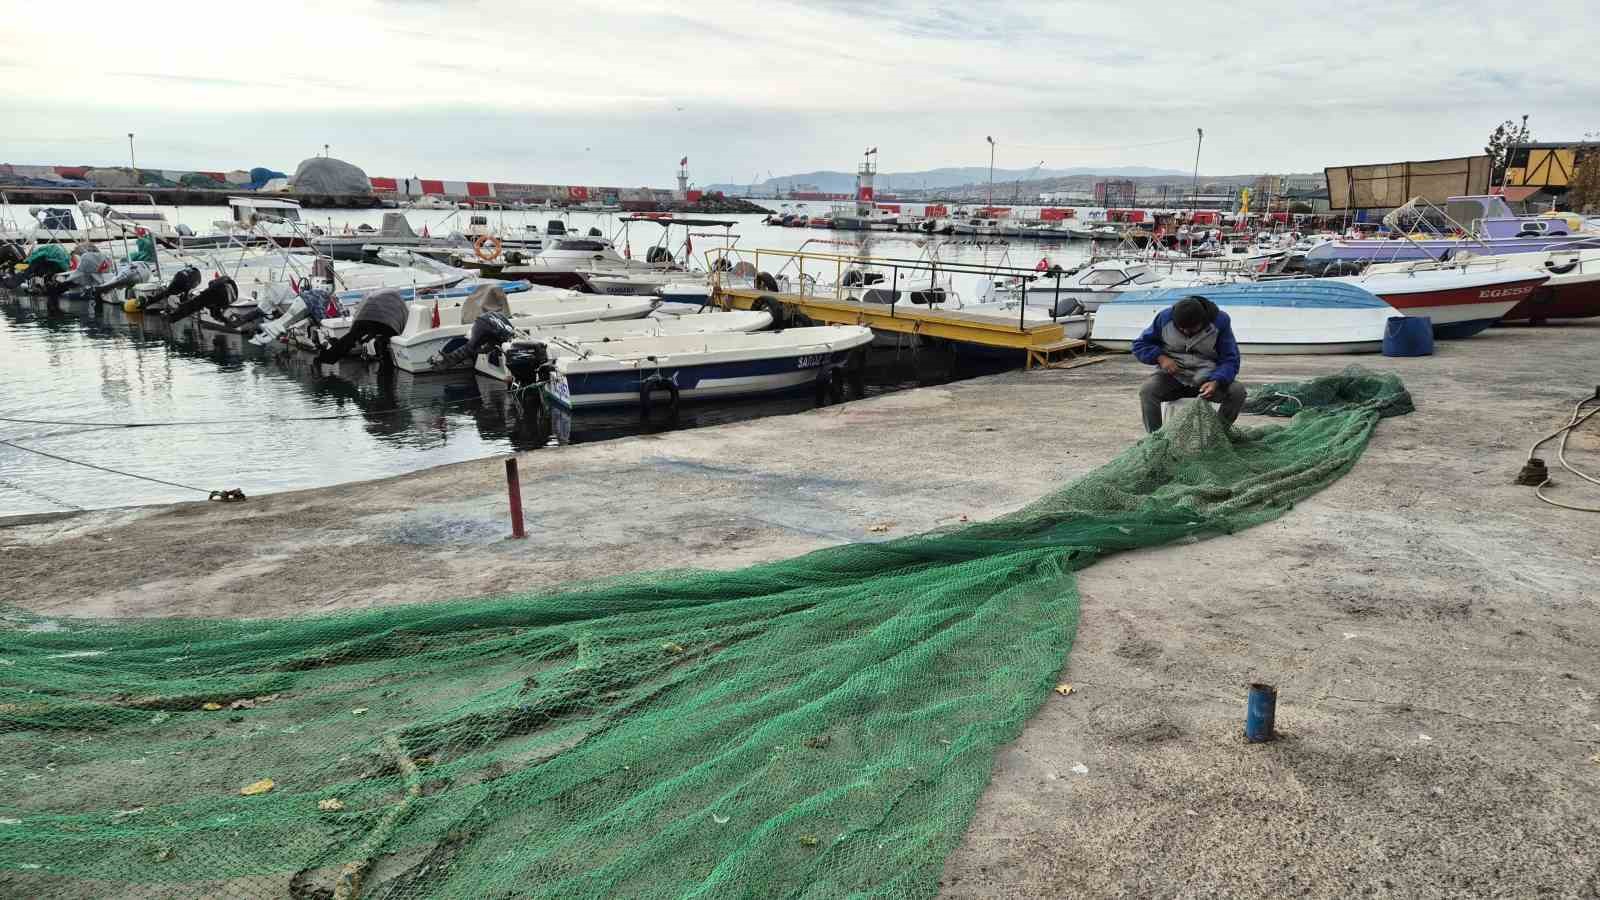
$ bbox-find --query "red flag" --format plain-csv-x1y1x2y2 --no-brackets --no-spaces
421,223,430,238
624,240,631,260
430,300,440,329
684,233,692,257
679,156,688,166
1035,257,1049,271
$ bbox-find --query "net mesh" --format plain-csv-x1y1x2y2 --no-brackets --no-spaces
0,368,1410,899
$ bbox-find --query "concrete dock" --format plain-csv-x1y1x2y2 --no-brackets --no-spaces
3,323,1599,897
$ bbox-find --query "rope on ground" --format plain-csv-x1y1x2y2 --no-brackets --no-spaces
0,437,214,496
1527,395,1600,513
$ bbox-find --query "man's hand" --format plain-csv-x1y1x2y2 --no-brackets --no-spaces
1156,355,1180,376
1199,380,1218,400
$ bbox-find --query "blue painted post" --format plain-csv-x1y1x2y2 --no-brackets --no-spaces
1245,682,1277,743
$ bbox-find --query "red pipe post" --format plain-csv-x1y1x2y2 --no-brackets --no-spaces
505,457,526,539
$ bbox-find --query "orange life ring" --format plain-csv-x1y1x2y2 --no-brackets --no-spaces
474,234,503,262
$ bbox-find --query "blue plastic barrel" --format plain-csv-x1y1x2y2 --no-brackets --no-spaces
1382,316,1434,357
1245,683,1277,743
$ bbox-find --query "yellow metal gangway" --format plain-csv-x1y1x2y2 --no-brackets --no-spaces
705,245,1092,369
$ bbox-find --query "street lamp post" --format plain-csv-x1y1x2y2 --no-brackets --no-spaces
1190,128,1204,216
324,143,330,158
127,133,136,170
986,136,995,206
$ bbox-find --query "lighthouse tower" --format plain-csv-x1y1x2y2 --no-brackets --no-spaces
856,147,877,217
676,157,690,201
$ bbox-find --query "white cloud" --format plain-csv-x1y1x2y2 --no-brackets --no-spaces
3,0,1597,184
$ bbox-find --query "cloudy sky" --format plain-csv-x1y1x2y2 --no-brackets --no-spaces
4,0,1596,186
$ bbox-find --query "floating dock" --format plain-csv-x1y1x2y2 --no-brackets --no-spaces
710,246,1091,368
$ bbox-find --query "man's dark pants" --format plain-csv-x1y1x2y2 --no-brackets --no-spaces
1140,372,1247,433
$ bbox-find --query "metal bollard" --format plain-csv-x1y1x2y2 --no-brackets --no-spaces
505,458,526,539
1245,682,1277,742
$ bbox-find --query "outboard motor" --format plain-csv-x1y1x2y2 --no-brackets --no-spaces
430,310,518,371
68,260,153,302
162,275,238,323
137,266,201,311
503,338,553,387
546,219,567,236
315,289,407,365
587,226,602,237
645,246,674,265
249,283,318,345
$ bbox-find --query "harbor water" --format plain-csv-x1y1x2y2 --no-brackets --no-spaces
0,210,1095,516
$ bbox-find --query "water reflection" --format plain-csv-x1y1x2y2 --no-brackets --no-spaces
1,282,1016,515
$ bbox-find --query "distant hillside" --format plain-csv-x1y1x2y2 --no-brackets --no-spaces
706,165,1188,195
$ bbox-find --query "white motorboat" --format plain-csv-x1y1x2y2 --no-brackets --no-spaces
1090,281,1400,354
474,310,774,380
1324,267,1544,338
986,258,1171,314
533,326,875,408
385,290,657,373
1361,247,1600,322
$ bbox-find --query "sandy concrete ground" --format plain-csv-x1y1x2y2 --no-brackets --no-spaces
3,322,1599,897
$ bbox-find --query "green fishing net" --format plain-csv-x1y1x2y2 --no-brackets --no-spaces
0,368,1410,899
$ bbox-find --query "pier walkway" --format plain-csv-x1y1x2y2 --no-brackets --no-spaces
709,247,1091,368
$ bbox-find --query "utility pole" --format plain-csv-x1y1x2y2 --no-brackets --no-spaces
986,136,996,205
1191,128,1203,216
127,133,136,170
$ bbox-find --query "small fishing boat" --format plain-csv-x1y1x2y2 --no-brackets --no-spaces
1326,267,1545,338
385,291,658,373
986,258,1170,314
1365,248,1600,322
473,310,774,380
1091,281,1400,355
526,326,875,408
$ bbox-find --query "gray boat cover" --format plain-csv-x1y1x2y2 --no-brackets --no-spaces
379,212,418,238
289,156,373,195
352,290,408,333
459,283,509,324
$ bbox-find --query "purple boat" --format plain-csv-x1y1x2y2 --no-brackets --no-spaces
1305,195,1600,273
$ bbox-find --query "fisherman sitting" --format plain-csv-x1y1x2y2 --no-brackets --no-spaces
1132,294,1246,433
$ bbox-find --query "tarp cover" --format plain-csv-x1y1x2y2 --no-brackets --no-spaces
379,212,419,239
351,288,408,333
1325,156,1491,210
291,156,373,195
247,167,288,190
84,168,137,188
459,283,509,324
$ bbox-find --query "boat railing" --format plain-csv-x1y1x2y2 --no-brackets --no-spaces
0,188,88,249
710,245,1074,330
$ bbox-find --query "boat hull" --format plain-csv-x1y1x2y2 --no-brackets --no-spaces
1346,276,1542,338
1505,272,1600,320
548,350,857,408
544,327,874,408
1091,282,1398,355
1305,235,1600,272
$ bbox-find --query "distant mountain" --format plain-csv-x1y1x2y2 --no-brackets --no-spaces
705,165,1188,195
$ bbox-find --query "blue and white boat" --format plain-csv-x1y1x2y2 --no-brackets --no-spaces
541,326,874,408
1090,281,1400,355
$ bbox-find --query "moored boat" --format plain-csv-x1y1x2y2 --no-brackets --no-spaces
1327,268,1545,338
526,326,875,408
1091,281,1400,355
385,290,657,373
473,310,774,380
